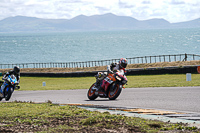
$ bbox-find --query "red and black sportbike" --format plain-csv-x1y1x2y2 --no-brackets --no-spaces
87,70,127,100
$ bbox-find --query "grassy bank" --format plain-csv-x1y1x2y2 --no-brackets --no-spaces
1,74,198,91
1,60,199,74
1,60,199,90
0,102,199,132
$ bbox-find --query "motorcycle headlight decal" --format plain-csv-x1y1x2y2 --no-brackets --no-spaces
122,80,127,84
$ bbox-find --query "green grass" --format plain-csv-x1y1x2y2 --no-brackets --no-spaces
19,76,96,90
127,74,200,88
0,102,199,132
1,75,200,132
1,74,198,91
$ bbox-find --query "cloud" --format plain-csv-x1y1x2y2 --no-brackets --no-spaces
165,0,200,22
142,0,151,4
0,0,199,23
116,0,200,23
170,0,185,5
118,1,135,8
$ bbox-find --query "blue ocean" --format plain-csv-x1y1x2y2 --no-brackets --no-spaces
0,28,199,64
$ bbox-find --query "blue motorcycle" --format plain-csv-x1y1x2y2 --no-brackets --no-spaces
0,75,20,101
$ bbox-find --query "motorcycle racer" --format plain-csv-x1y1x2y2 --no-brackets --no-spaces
0,66,20,97
94,58,128,92
107,58,128,74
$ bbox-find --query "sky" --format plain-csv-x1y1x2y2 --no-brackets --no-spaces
0,0,200,23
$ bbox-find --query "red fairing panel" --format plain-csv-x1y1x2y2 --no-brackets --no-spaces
101,79,111,91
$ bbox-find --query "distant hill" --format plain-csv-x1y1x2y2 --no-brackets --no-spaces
0,13,199,32
171,18,200,28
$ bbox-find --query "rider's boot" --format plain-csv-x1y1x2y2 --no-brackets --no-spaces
93,76,101,91
95,79,100,86
92,79,100,91
94,72,104,87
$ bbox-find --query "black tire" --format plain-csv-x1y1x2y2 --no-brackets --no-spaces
108,84,122,100
87,83,98,100
5,87,13,101
0,97,2,101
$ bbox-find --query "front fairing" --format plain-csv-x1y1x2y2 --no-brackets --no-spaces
4,75,17,86
6,86,14,92
4,75,16,94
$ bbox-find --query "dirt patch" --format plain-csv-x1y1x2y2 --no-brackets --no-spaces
0,117,197,133
0,117,142,133
0,60,200,74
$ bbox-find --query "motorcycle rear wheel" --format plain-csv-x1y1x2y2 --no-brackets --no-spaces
87,83,98,100
108,84,122,100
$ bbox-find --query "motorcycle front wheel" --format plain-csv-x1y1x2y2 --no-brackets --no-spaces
5,87,13,101
87,83,98,100
108,84,122,100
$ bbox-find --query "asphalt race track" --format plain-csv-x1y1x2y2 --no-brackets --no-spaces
8,86,200,113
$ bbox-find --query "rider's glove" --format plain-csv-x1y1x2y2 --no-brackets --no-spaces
108,70,113,74
122,80,127,85
15,85,20,90
113,69,117,73
111,63,117,67
16,81,20,85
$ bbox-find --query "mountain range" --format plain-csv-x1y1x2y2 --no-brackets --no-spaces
0,13,199,32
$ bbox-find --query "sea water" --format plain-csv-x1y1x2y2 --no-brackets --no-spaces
0,28,199,64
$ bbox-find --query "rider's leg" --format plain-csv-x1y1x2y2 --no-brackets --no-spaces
0,82,6,96
95,72,105,87
99,80,108,96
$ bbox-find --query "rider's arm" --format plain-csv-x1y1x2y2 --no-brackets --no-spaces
107,65,113,73
2,71,10,80
107,63,117,73
2,75,7,80
16,74,20,84
107,63,115,72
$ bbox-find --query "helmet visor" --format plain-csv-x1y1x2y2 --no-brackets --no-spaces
14,66,20,74
121,63,127,68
